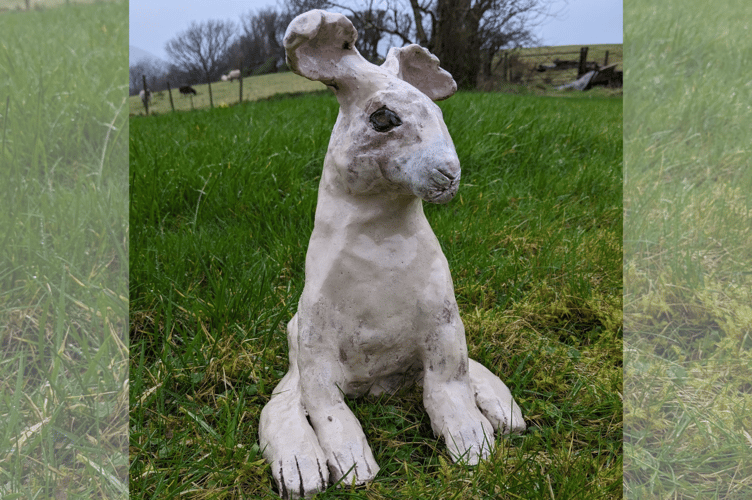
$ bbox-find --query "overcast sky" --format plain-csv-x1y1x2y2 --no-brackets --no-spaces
130,0,623,65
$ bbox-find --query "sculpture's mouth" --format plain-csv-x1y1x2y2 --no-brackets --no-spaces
425,168,460,204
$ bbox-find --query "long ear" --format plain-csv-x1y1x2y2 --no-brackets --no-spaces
381,45,457,101
283,10,360,85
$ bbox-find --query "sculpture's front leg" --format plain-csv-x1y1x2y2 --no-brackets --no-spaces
420,317,497,464
259,316,329,499
298,348,380,485
259,372,329,499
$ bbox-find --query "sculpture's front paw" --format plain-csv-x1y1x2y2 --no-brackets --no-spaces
272,454,329,500
440,410,496,465
259,374,331,499
322,440,379,486
309,407,380,486
469,359,526,435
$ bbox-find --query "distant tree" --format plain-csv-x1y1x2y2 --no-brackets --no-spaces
165,19,236,108
129,58,166,95
348,7,390,63
283,0,331,18
232,7,292,75
433,0,558,88
477,1,540,78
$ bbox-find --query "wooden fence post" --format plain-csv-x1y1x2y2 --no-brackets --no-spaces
141,75,149,115
604,51,609,67
239,63,243,104
578,46,589,77
208,75,214,109
167,82,175,112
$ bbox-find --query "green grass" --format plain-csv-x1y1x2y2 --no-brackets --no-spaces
0,1,128,498
129,91,622,498
624,0,752,498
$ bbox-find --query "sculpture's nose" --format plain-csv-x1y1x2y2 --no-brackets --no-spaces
426,156,460,204
431,167,457,190
432,158,460,188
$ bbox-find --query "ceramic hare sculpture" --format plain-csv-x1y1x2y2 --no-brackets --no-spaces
258,10,525,499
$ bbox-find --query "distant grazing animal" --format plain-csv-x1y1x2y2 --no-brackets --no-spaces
139,89,151,106
179,85,197,95
222,69,241,82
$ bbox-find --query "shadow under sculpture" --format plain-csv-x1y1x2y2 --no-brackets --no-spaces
258,10,526,499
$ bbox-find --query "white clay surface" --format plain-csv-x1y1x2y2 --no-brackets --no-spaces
258,10,525,499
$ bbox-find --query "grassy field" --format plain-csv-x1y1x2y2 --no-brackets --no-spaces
624,0,752,498
0,1,128,498
129,72,327,116
130,89,622,498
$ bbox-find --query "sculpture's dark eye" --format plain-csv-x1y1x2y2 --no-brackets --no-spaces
369,107,402,132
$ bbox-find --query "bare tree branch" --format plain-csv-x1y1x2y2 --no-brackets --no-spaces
235,8,291,73
165,19,236,82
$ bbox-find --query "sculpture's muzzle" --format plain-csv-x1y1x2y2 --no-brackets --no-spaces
425,165,460,204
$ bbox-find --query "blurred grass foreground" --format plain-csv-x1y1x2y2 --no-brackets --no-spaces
0,1,128,498
624,0,752,498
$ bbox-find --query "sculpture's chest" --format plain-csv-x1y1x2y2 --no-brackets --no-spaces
304,227,453,313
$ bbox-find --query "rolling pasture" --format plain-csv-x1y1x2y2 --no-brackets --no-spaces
0,0,128,498
130,89,622,498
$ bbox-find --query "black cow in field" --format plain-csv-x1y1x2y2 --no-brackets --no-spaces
179,85,197,95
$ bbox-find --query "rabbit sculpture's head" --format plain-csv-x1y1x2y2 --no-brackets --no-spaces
284,10,460,204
